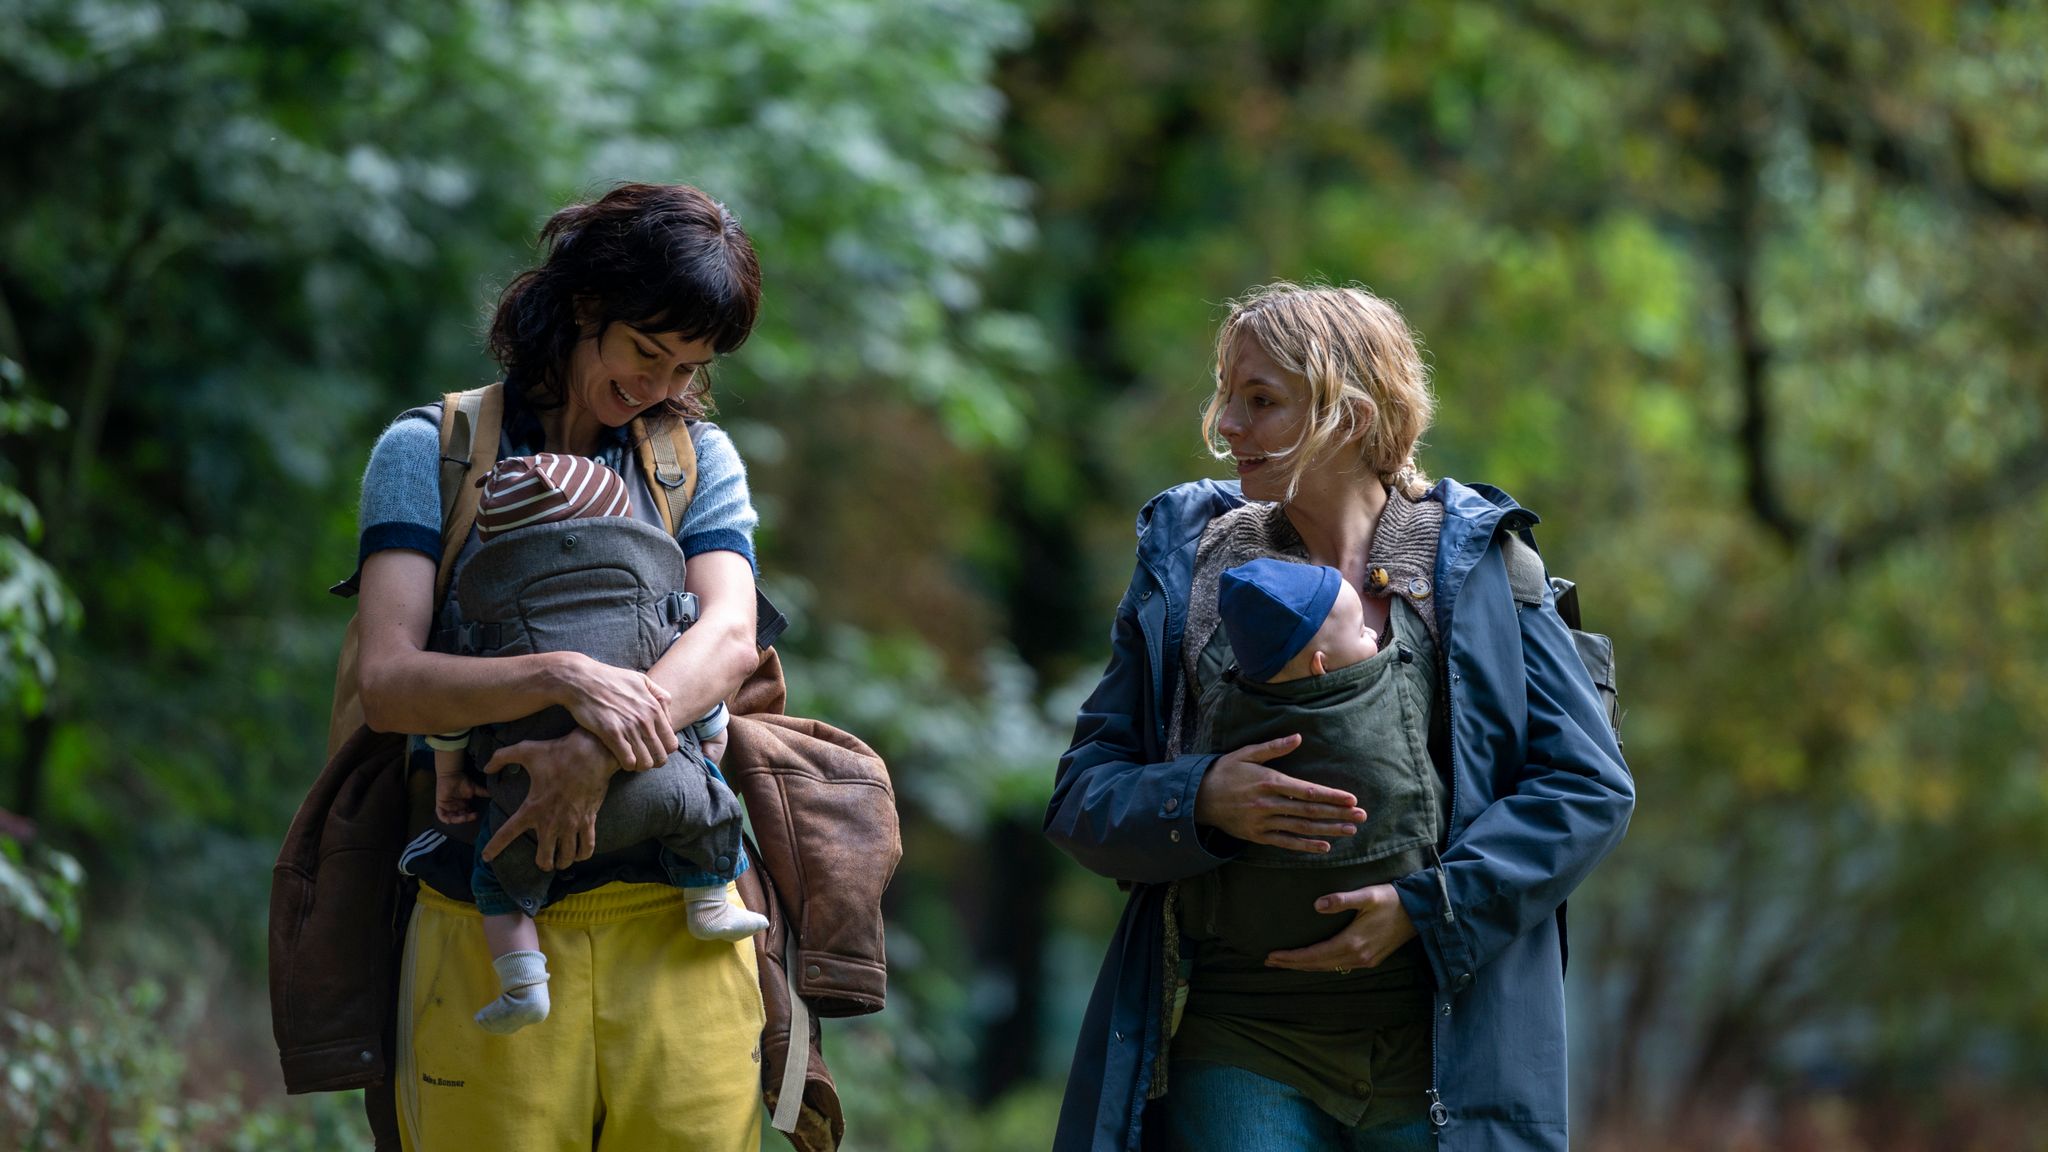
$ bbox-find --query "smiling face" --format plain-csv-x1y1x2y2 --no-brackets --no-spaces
566,321,717,427
1211,331,1316,503
1200,283,1441,502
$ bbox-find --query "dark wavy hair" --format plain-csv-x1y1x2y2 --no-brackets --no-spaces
487,182,761,425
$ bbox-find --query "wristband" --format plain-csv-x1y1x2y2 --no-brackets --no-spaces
691,702,731,741
424,730,471,752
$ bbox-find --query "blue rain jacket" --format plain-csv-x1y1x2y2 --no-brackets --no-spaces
1046,478,1634,1152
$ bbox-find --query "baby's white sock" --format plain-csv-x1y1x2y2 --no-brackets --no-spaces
474,950,551,1034
684,885,769,942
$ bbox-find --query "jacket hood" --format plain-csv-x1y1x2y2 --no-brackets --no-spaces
1133,476,1541,604
1434,477,1538,537
1134,479,1243,569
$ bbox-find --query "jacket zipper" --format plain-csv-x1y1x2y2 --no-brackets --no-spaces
1428,519,1512,1134
1430,581,1462,1134
1134,557,1173,1137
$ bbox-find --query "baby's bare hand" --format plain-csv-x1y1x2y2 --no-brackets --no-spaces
434,771,485,825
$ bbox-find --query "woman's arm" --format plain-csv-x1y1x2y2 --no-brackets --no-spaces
650,425,763,728
358,548,681,871
1047,578,1363,884
1269,558,1634,976
355,550,678,770
648,549,758,728
1389,556,1634,983
1046,587,1226,885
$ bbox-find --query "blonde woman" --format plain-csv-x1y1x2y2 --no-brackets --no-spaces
1046,283,1633,1151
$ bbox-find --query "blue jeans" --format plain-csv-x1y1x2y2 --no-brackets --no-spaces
1163,1061,1436,1152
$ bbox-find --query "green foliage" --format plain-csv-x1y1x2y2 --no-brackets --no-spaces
0,357,76,716
0,0,1052,1141
0,0,1040,868
4,0,2048,1145
995,0,2048,1129
0,837,81,944
785,627,1079,836
829,1012,1062,1152
2,843,367,1151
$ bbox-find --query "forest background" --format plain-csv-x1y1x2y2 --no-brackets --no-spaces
3,1,2046,1149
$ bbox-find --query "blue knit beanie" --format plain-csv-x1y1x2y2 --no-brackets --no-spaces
1218,558,1344,682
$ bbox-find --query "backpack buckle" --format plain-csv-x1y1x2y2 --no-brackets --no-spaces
666,591,700,630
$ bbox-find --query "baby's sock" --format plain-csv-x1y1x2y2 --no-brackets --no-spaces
684,885,769,942
474,950,551,1034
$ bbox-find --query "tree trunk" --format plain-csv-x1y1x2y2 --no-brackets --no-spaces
16,712,52,823
975,815,1052,1101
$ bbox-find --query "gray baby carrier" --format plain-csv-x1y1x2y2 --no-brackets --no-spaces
451,513,745,913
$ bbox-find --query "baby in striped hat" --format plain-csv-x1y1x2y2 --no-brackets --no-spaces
430,453,766,1034
473,451,634,537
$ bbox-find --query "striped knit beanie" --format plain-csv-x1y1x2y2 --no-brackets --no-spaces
476,453,632,541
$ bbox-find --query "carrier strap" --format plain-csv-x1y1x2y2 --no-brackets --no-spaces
770,926,811,1133
435,383,504,604
632,418,699,537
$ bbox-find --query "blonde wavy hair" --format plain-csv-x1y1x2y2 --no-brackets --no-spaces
1201,281,1436,502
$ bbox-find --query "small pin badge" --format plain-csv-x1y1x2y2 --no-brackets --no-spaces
1370,567,1391,589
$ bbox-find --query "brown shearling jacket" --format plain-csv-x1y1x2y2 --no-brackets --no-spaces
268,650,900,1152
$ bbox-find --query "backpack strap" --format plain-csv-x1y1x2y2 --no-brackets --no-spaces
1500,530,1548,609
435,383,504,603
632,417,699,537
1502,521,1617,748
1500,523,1590,629
770,924,812,1133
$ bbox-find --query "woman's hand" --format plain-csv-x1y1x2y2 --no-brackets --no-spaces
549,652,678,772
1193,734,1367,853
701,729,728,767
1263,883,1419,973
480,727,618,870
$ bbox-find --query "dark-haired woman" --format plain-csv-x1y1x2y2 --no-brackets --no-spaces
351,183,769,1149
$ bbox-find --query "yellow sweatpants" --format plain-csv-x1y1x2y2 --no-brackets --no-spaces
396,881,766,1152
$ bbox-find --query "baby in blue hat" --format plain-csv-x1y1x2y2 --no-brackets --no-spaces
1183,556,1448,967
1217,558,1380,684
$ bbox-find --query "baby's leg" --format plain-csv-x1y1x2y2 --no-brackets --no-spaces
474,912,551,1034
650,756,766,942
483,909,540,956
670,834,767,943
683,884,769,942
